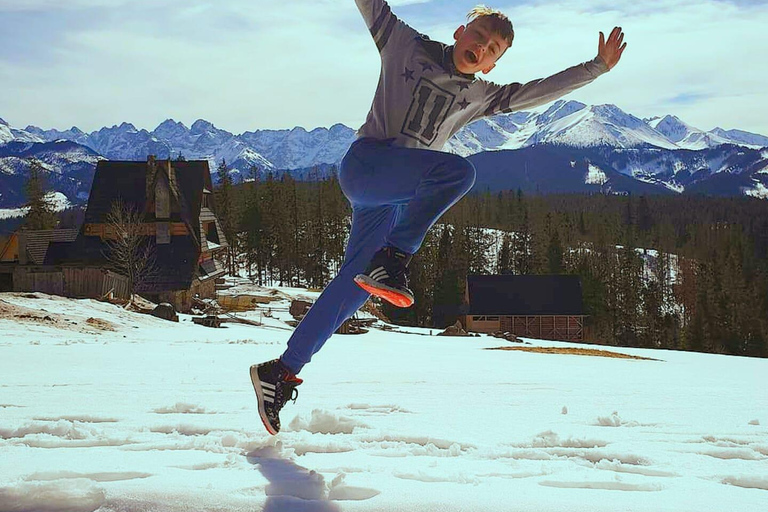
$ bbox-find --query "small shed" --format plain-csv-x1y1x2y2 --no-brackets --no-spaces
462,274,585,341
0,229,79,293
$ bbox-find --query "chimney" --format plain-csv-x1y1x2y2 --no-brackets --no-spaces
146,155,157,209
166,159,175,190
155,159,171,245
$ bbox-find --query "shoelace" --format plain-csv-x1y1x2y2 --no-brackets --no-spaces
279,383,299,408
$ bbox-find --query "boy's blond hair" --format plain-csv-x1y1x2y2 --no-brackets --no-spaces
467,5,514,47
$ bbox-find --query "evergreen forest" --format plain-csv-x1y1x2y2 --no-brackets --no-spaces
213,163,768,359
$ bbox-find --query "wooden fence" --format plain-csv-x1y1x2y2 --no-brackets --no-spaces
63,268,130,300
13,269,64,296
13,267,130,300
501,315,584,342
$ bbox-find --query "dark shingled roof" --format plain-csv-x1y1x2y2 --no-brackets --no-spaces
466,275,584,316
84,160,208,233
22,229,79,265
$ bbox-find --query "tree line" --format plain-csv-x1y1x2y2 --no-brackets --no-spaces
216,163,768,358
15,157,767,358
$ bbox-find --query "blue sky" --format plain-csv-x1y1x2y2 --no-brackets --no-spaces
1,0,767,136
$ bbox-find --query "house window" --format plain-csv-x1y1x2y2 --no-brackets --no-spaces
206,222,219,244
472,316,499,322
202,189,211,209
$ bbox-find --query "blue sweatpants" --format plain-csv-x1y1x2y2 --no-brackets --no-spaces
280,138,476,374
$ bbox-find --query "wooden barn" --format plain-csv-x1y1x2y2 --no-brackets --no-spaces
461,274,585,341
0,229,79,292
35,156,229,311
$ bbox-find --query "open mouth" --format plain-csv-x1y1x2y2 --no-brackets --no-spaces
465,50,478,64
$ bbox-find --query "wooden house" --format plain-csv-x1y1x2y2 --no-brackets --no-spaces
0,229,80,292
462,274,585,341
37,156,229,311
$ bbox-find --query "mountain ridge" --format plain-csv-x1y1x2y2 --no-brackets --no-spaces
1,102,767,208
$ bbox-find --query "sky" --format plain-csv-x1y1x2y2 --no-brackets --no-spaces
0,0,767,136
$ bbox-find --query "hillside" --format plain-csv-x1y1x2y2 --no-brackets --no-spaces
1,286,766,511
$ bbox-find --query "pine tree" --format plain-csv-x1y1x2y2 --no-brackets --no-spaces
512,207,532,275
240,177,263,283
259,172,280,286
214,159,237,275
497,234,513,274
432,226,462,328
546,227,564,274
305,170,328,288
323,170,349,277
23,159,57,230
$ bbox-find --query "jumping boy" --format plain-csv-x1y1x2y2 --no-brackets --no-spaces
251,1,626,434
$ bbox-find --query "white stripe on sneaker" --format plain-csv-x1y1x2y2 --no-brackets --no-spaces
370,267,389,281
261,381,276,390
264,396,274,403
263,388,275,397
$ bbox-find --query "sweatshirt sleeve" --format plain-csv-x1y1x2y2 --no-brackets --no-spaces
354,0,419,53
474,56,609,120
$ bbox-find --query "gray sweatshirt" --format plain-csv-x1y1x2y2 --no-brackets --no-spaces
354,0,609,150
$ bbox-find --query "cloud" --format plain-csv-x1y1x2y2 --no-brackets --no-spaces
666,92,714,106
466,0,768,133
0,1,379,132
0,0,766,135
0,0,202,11
0,0,148,11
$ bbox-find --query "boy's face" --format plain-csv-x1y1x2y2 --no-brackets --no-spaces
452,18,510,75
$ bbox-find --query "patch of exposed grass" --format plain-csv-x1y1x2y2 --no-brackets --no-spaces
486,346,661,361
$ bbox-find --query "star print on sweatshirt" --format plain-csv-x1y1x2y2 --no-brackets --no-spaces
354,0,608,149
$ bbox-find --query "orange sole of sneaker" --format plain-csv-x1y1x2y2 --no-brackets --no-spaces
354,276,414,308
250,366,279,435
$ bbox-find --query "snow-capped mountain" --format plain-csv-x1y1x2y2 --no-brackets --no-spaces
709,127,768,148
2,102,768,209
87,122,172,162
1,118,45,144
7,103,767,171
24,125,90,147
239,123,357,171
467,143,768,197
21,118,358,178
0,140,102,208
644,115,732,150
447,101,767,155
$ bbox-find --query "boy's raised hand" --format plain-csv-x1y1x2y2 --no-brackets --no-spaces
598,26,626,70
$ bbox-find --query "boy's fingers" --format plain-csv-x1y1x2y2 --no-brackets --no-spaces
599,31,605,48
610,27,621,44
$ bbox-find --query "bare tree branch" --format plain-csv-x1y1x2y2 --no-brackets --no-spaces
103,199,160,297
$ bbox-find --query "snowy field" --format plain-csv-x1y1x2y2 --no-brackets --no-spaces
1,290,767,512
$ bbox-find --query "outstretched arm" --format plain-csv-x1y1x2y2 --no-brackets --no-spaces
354,0,419,53
478,27,628,118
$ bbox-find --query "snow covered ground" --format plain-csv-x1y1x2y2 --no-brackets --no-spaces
1,290,767,512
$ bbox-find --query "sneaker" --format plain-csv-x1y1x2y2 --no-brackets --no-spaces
354,246,415,308
250,359,303,435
